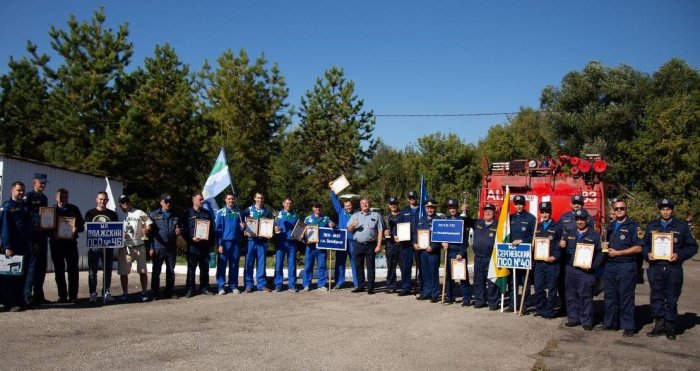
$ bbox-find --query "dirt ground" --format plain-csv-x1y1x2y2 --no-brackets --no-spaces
2,259,698,370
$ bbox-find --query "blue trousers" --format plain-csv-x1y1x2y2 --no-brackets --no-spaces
151,248,176,296
566,265,595,326
50,239,79,300
399,244,415,292
533,261,559,317
445,250,472,303
24,235,48,302
186,248,210,291
88,248,114,295
216,240,240,291
647,263,684,322
603,262,636,330
334,238,357,287
274,240,298,288
245,239,268,290
419,250,440,299
473,255,499,307
303,245,328,288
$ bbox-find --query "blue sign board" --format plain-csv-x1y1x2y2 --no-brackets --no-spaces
86,222,124,248
317,227,347,251
431,219,464,244
496,243,532,269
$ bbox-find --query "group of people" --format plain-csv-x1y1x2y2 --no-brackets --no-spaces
1,174,697,341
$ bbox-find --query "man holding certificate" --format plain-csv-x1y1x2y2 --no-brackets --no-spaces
242,192,273,293
395,191,421,296
184,193,215,298
643,198,698,340
49,188,85,304
302,202,335,291
330,191,357,290
347,198,382,294
23,173,50,306
383,196,401,293
508,195,536,312
472,203,500,310
274,197,300,292
1,181,32,312
443,199,473,306
532,202,562,319
414,200,441,302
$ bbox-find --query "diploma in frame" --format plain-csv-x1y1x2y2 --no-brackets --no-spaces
573,243,595,269
417,229,430,249
651,232,674,260
245,217,259,238
39,206,56,230
451,259,467,281
329,175,350,194
533,237,551,261
396,222,411,242
290,221,306,241
195,219,210,240
258,218,275,239
56,217,75,240
305,225,319,243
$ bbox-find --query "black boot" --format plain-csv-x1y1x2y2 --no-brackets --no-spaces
647,318,665,337
665,321,676,340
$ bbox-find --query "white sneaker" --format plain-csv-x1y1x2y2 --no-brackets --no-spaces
232,289,240,294
303,287,310,292
218,289,226,295
104,291,114,303
318,287,328,292
89,293,97,303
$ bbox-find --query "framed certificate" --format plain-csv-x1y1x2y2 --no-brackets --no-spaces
245,217,259,238
0,255,24,276
39,207,56,230
451,259,467,281
290,220,306,241
573,243,595,269
533,237,551,261
305,225,319,243
651,232,674,260
195,219,210,240
397,222,411,242
417,229,430,249
258,218,274,238
56,217,75,239
329,175,350,194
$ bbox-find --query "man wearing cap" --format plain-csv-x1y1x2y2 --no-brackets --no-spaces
597,199,642,336
415,199,441,302
557,195,594,315
533,201,562,319
184,193,215,298
444,198,474,306
472,203,500,309
49,188,85,304
1,181,32,312
383,196,401,293
303,201,335,291
395,191,421,296
347,198,383,294
643,198,698,340
508,195,536,311
273,197,300,292
562,209,603,331
330,191,357,289
118,195,152,302
148,193,183,299
215,192,245,295
23,173,50,306
84,191,119,304
242,192,273,293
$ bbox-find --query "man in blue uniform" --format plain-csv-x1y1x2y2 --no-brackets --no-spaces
557,195,594,315
215,192,244,295
149,193,183,299
563,209,603,331
472,203,500,310
598,199,642,336
508,195,536,311
395,191,421,296
643,198,698,340
274,197,300,292
347,198,383,294
533,201,562,319
414,199,442,302
383,196,401,293
303,201,335,291
330,192,356,289
23,173,50,306
49,188,85,304
443,198,473,306
1,182,32,312
184,193,215,297
242,192,273,293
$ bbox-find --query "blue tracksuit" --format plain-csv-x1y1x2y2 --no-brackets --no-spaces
533,219,562,318
1,198,32,308
396,205,421,293
330,191,356,287
472,219,499,307
444,215,473,304
564,228,603,326
303,214,332,289
416,214,442,299
23,190,49,303
215,206,244,291
643,218,698,323
603,218,642,330
149,209,183,296
274,209,300,289
509,211,537,308
242,205,272,291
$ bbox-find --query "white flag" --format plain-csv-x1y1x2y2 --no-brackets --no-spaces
202,148,233,206
105,177,116,211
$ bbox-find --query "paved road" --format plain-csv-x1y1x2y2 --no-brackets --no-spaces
2,260,698,370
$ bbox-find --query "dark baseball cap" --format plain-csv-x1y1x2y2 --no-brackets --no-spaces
387,196,399,205
539,201,552,212
118,195,130,204
571,195,584,205
160,193,172,201
657,198,674,209
513,195,526,205
574,209,589,219
34,173,48,183
446,199,459,207
483,203,496,211
407,191,418,198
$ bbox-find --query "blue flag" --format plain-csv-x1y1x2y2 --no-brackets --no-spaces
418,175,430,219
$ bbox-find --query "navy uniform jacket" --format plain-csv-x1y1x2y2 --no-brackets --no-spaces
472,219,498,258
24,190,48,230
564,228,603,270
535,219,562,261
185,207,215,253
643,218,698,265
416,215,442,255
445,214,468,256
149,209,183,251
396,205,420,245
385,212,400,245
510,211,536,243
276,210,299,243
54,203,85,240
559,210,595,235
1,199,32,254
605,218,643,264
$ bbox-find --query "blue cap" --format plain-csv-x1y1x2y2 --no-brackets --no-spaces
539,201,552,212
657,198,674,209
407,191,418,198
446,198,459,207
387,196,398,204
34,173,48,182
513,195,526,205
571,195,584,205
118,195,130,204
574,209,589,219
483,203,496,211
160,193,172,201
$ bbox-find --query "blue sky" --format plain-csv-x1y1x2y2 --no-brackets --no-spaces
2,1,699,149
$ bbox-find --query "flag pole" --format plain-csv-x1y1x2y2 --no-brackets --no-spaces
441,246,448,304
519,217,539,316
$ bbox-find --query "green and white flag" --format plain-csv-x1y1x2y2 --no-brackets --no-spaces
202,148,233,204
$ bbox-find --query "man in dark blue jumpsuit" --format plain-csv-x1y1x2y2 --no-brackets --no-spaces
1,181,32,312
509,195,536,311
184,193,215,297
274,197,300,292
415,199,442,303
557,195,594,315
23,173,50,306
643,198,698,340
443,198,473,306
395,191,420,296
383,196,401,293
599,199,642,337
563,209,603,331
472,203,500,310
149,193,183,299
533,202,562,319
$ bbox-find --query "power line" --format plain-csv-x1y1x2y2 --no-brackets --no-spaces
374,112,519,117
